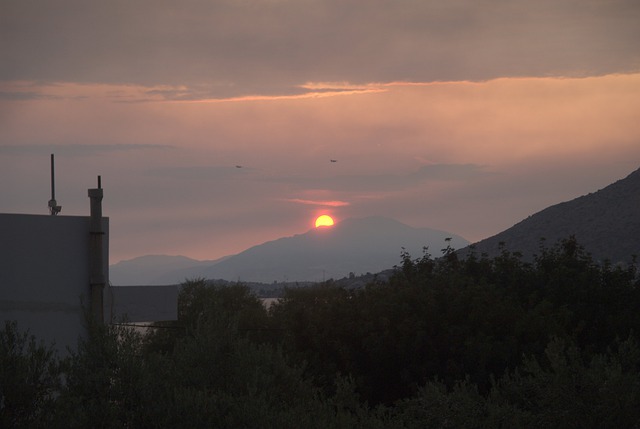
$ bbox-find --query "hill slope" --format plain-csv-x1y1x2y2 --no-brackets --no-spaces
203,216,468,283
466,166,640,263
109,217,468,285
109,255,222,285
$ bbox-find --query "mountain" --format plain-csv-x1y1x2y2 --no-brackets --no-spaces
109,255,224,285
201,216,469,283
109,217,468,285
464,166,640,264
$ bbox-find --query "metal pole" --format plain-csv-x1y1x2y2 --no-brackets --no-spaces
48,154,61,215
50,154,55,201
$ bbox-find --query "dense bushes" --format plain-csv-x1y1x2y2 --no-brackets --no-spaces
271,237,640,407
269,236,640,425
1,283,385,428
0,321,60,428
2,237,640,427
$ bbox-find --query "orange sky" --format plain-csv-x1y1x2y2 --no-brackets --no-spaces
2,1,640,263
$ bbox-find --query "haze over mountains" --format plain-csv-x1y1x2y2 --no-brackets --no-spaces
464,166,640,264
110,217,469,285
108,255,223,286
111,166,640,285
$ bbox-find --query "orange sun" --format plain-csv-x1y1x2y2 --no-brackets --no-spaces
315,215,335,228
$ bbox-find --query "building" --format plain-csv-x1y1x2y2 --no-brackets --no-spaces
1,173,177,354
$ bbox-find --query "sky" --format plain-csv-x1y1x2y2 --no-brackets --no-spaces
1,0,640,264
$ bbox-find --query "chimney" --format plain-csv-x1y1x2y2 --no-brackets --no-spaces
88,176,105,323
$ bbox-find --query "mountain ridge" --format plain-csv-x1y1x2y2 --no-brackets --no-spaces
110,216,469,285
201,216,468,283
464,166,640,263
111,166,640,286
109,254,225,285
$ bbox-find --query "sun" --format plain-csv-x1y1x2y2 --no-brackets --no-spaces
315,214,335,228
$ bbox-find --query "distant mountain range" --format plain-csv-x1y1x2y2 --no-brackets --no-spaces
111,166,640,285
109,216,469,285
109,255,224,286
464,166,640,264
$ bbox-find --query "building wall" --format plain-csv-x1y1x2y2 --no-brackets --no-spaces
0,213,108,353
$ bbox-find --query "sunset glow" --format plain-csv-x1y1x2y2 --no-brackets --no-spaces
1,1,639,262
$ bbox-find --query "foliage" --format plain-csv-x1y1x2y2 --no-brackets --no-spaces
3,236,640,426
392,336,640,428
491,336,640,428
271,236,640,405
0,321,61,429
54,280,391,427
144,278,273,355
53,317,156,428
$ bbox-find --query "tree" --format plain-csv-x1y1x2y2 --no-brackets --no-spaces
0,321,61,429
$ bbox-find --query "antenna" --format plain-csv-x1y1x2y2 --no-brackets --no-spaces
48,154,62,215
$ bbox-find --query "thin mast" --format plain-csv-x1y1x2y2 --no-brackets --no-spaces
48,154,62,215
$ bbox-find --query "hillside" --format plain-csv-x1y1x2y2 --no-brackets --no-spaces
110,217,468,285
202,216,468,283
109,255,223,285
465,166,640,263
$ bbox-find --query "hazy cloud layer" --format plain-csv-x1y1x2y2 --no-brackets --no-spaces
2,0,639,98
1,143,172,156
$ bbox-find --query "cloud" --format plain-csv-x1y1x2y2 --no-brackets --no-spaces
0,91,52,101
0,79,384,104
283,198,350,207
0,143,173,156
411,164,490,181
2,0,638,98
2,72,639,262
146,165,254,181
271,164,489,193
